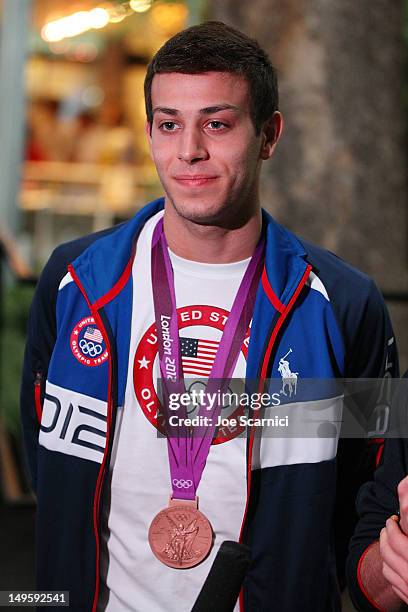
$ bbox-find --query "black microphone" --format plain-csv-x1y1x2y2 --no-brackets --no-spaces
191,540,252,612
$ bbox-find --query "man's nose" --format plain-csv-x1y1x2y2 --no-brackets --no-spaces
177,128,209,164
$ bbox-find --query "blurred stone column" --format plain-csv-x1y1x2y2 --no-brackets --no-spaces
210,0,408,369
0,0,31,235
0,0,32,503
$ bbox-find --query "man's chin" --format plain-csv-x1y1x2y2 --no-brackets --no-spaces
169,199,227,226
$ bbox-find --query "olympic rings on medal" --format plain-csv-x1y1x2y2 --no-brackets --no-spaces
172,478,193,489
79,338,103,357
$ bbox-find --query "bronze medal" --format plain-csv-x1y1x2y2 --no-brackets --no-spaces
148,497,213,569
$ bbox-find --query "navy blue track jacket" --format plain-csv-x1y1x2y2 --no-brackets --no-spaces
347,375,408,611
20,198,398,611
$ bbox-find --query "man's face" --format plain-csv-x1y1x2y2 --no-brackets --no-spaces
147,71,273,227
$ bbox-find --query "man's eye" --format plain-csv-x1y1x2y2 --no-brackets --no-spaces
159,121,178,131
207,120,227,130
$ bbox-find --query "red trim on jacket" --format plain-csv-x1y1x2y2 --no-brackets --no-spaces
238,263,312,612
375,443,385,467
93,254,134,309
368,438,384,445
261,268,285,313
34,376,42,423
260,265,312,381
356,542,386,611
368,438,385,468
68,263,114,612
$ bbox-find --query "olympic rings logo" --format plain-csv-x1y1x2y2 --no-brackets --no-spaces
172,478,193,489
79,339,103,357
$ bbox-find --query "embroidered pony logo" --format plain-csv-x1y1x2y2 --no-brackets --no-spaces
278,349,298,397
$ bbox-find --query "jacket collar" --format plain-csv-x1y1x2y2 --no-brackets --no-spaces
71,197,308,308
261,208,307,308
71,198,164,304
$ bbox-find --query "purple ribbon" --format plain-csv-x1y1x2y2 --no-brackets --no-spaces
151,218,263,500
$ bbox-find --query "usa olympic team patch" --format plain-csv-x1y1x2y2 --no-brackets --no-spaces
70,316,109,367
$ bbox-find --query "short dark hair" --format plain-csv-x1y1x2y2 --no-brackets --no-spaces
144,21,278,135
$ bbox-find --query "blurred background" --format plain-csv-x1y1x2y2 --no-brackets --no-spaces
0,1,407,609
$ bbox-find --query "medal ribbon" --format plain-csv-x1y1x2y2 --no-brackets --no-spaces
151,218,263,500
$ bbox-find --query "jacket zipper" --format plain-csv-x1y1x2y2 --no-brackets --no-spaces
90,306,113,612
68,264,114,612
34,371,43,423
238,263,312,612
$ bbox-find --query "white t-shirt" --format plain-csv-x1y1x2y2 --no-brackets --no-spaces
99,211,250,612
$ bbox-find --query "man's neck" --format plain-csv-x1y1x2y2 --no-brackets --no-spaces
162,207,262,264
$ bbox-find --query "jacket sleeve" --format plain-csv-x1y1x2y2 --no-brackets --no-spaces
342,279,399,487
333,279,399,590
345,279,398,379
342,279,398,478
19,246,68,494
346,430,408,610
345,357,408,612
19,222,123,493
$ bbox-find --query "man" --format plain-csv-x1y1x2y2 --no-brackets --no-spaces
347,383,408,611
21,21,398,612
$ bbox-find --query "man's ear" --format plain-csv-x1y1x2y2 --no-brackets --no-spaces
260,111,283,160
